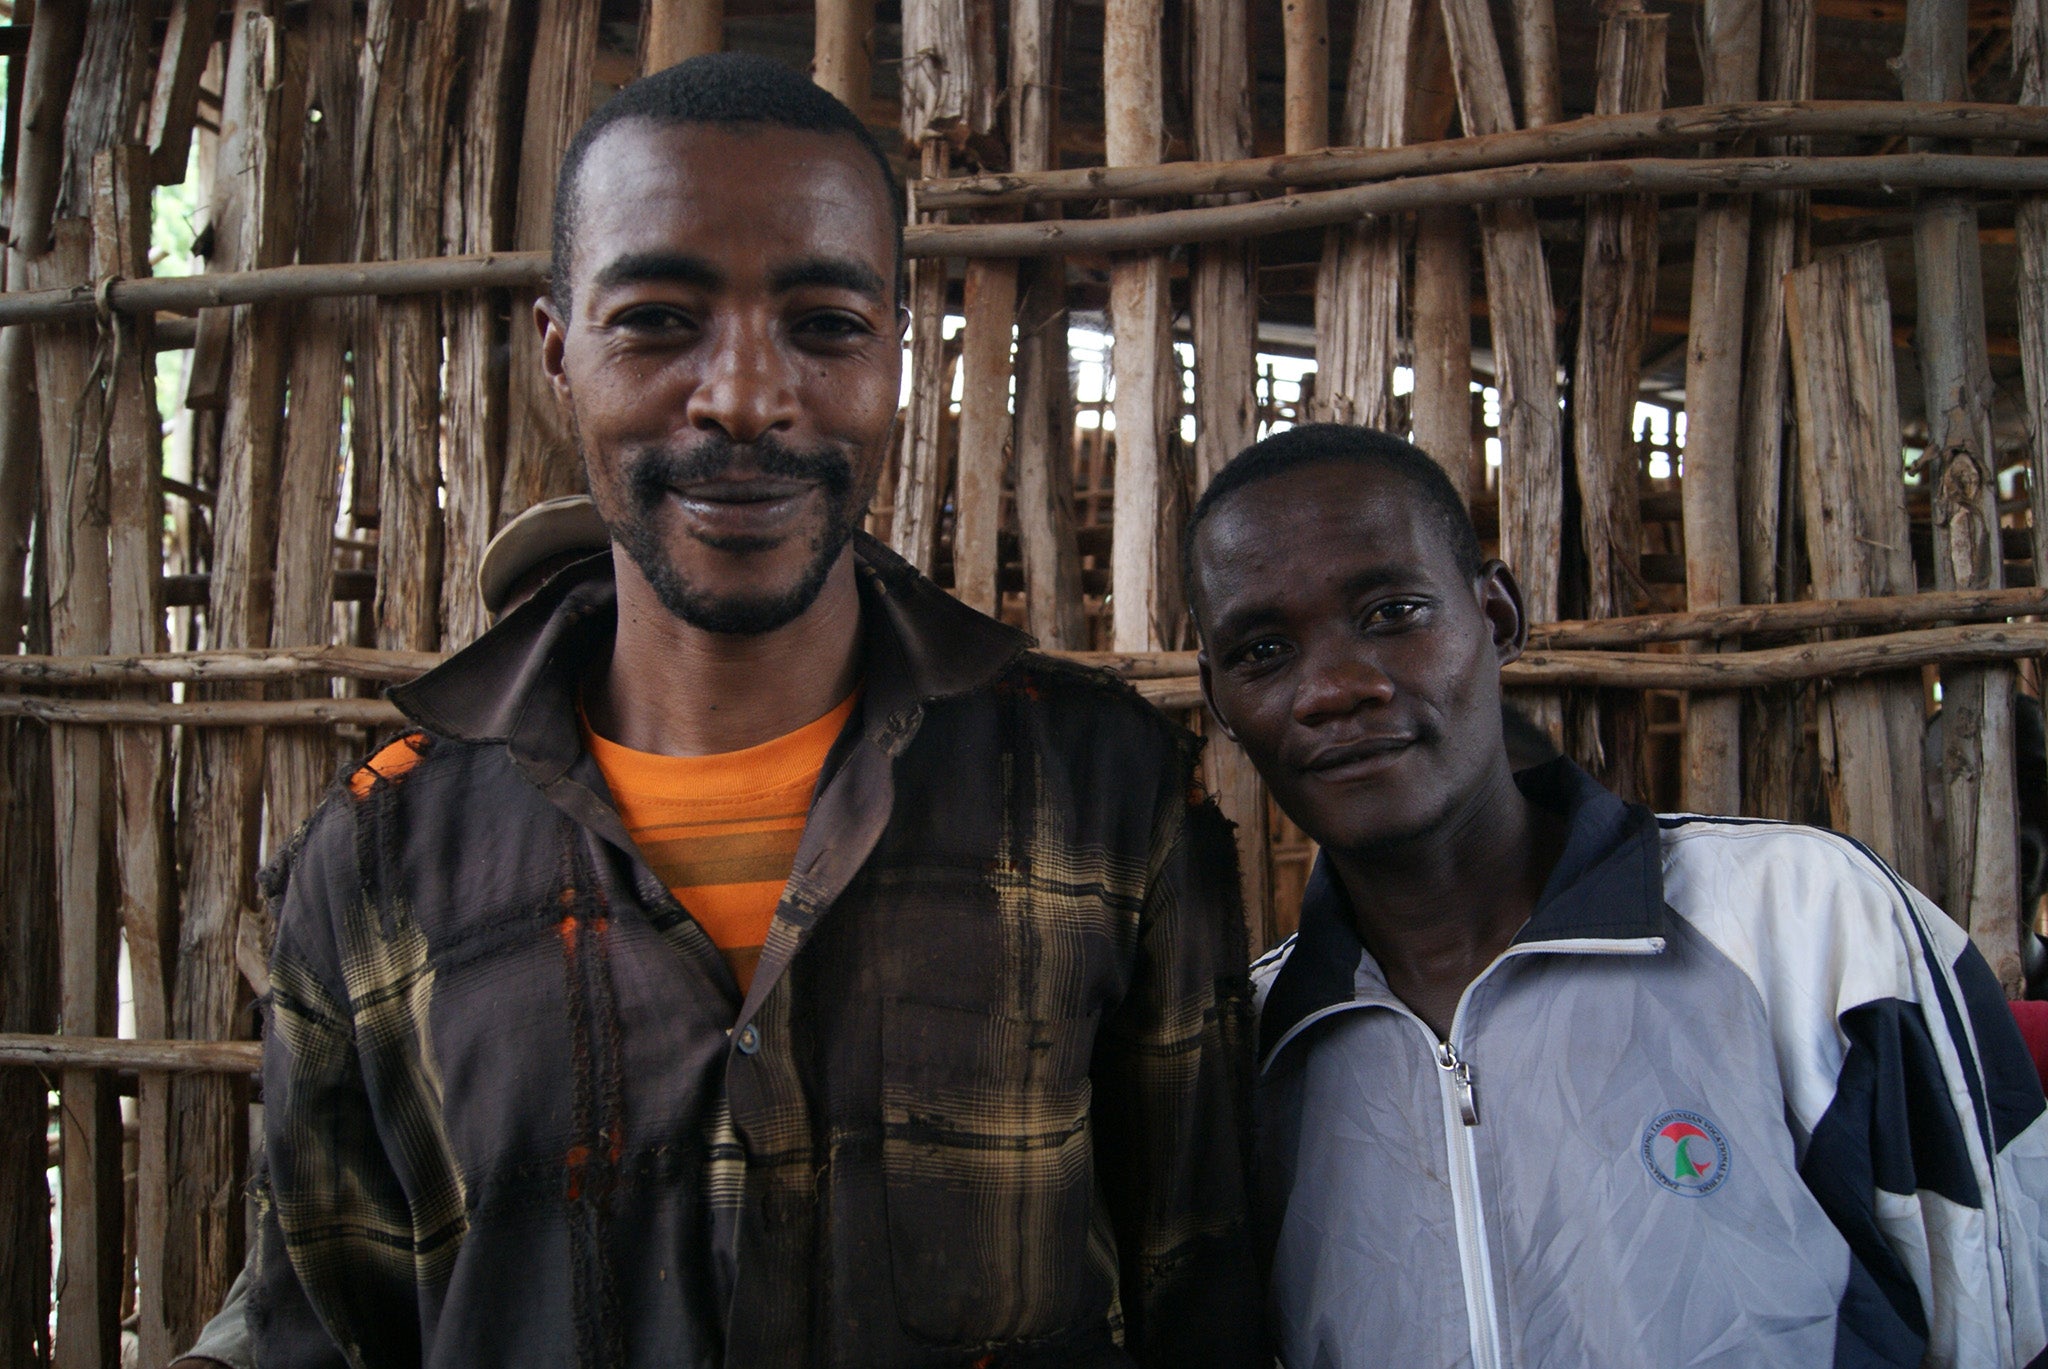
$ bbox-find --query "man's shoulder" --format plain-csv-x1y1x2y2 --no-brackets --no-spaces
991,651,1190,735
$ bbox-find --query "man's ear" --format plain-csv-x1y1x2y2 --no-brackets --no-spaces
1197,653,1240,744
1476,560,1528,665
537,295,571,404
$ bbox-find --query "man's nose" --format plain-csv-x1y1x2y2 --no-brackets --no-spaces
684,317,800,443
1291,643,1396,725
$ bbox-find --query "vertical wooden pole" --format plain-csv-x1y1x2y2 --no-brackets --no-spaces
1512,0,1562,128
31,218,123,1369
145,0,225,184
1189,0,1273,946
1438,0,1563,735
1313,0,1415,428
1738,0,1815,823
955,257,1017,616
269,0,360,858
895,150,951,574
1010,0,1084,647
439,0,523,650
1106,0,1168,652
1408,5,1471,496
1679,0,1760,814
499,0,600,521
170,5,301,1343
642,0,725,69
90,145,178,1369
1787,244,1933,894
1283,0,1329,155
1903,0,2020,982
2020,0,2048,597
814,0,875,108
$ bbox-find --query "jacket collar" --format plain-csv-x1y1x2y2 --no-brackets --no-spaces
1257,756,1672,1065
389,530,1032,762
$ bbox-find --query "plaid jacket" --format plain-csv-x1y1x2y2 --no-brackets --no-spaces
250,536,1262,1369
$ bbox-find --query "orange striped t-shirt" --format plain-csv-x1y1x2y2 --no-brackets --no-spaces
582,694,856,994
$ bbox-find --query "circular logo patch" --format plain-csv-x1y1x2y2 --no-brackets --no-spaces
1641,1109,1731,1197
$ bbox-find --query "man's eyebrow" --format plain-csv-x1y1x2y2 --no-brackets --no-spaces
770,257,889,299
590,252,722,295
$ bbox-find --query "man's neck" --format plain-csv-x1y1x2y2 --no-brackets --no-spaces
585,546,863,758
1325,762,1565,1038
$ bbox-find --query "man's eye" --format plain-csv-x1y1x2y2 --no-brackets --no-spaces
1231,639,1290,669
612,305,695,334
1364,600,1423,628
793,311,874,345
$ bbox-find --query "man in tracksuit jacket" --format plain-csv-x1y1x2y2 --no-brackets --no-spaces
1186,423,2048,1367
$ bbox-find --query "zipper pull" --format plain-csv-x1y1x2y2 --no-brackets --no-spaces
1437,1040,1479,1126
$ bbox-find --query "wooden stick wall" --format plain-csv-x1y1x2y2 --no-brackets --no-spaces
3,0,2046,1359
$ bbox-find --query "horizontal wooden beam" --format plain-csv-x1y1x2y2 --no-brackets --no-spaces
0,696,403,727
920,100,2048,208
0,1034,261,1076
0,644,439,686
1527,585,2048,647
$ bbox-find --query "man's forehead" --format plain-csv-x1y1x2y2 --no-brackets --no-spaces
578,119,891,212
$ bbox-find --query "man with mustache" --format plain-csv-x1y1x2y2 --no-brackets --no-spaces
1185,424,2048,1368
249,53,1259,1368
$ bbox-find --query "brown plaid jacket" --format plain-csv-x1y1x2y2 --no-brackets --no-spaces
251,536,1261,1368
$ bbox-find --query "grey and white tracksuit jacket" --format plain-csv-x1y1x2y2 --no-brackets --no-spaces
1253,759,2048,1368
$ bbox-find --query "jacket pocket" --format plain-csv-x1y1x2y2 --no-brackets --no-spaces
880,996,1103,1347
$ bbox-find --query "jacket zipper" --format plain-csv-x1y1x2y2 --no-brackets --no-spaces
1421,1014,1503,1369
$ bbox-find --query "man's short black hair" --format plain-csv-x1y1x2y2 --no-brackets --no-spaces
1183,423,1485,619
549,51,906,316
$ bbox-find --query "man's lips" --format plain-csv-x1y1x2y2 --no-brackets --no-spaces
671,477,816,505
1300,734,1417,776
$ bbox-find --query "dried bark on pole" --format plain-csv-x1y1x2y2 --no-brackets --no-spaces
30,219,123,1369
1189,0,1274,946
1106,0,1170,652
169,6,303,1342
814,0,875,107
146,0,225,184
1737,0,1812,823
269,0,359,858
498,0,599,522
642,0,725,69
1678,0,1760,814
1284,0,1330,154
1569,6,1664,796
1408,7,1471,497
2021,0,2048,596
954,255,1017,615
440,0,523,651
893,146,952,574
1513,0,1562,128
1312,0,1416,427
1903,0,2020,985
90,145,179,1369
1786,244,1933,896
1009,0,1085,647
1437,0,1563,736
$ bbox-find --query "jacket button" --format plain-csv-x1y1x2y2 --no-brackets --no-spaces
735,1024,760,1055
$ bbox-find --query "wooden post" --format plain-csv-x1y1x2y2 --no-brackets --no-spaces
2021,0,2048,598
1679,0,1761,814
1737,0,1815,824
1106,0,1169,652
1903,0,2020,984
1786,244,1933,895
32,216,124,1369
91,145,179,1369
269,0,359,863
1283,0,1330,155
814,0,874,107
1408,4,1471,497
1513,0,1563,128
1313,0,1416,428
498,0,600,522
1438,0,1564,736
169,5,302,1343
1009,0,1085,647
439,0,522,650
642,0,724,69
1570,6,1664,797
894,146,952,574
145,0,225,184
955,257,1017,615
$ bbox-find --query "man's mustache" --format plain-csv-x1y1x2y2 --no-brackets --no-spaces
625,434,853,510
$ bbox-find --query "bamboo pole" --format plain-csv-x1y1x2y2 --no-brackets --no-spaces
1284,0,1330,155
1439,0,1563,739
1737,0,1815,823
499,0,599,522
1903,0,2020,985
1786,243,1934,895
90,146,178,1369
1009,0,1085,648
643,0,724,68
813,0,874,106
268,0,359,865
921,100,2048,208
1104,0,1170,653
